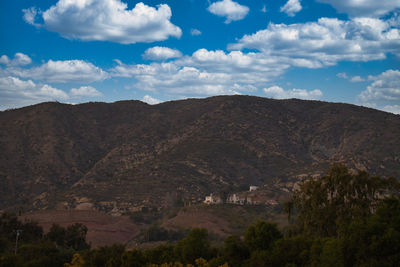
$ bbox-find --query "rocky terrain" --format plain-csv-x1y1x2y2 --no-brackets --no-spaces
1,95,399,213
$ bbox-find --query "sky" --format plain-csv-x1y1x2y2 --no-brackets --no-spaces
0,0,399,113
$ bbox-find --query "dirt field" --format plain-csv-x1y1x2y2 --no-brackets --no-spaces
162,208,233,238
21,210,141,247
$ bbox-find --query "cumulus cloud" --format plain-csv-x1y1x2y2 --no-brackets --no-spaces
0,53,32,66
70,86,102,98
0,76,69,110
263,85,322,100
208,0,249,23
191,29,202,36
357,70,400,110
142,95,162,105
229,17,400,67
281,0,302,17
23,0,182,44
316,0,400,18
7,59,108,83
111,49,290,97
113,62,243,96
143,47,182,61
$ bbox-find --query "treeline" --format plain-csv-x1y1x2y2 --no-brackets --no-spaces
1,164,400,266
0,215,89,266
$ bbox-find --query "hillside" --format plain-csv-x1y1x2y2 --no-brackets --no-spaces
0,95,399,212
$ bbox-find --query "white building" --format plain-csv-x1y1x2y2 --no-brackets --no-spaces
249,186,259,192
203,193,222,204
227,194,247,205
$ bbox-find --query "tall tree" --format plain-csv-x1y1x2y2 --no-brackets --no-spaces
292,164,399,237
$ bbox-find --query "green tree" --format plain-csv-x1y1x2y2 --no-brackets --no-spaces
82,244,125,267
47,223,66,247
292,164,399,237
46,223,90,251
318,238,344,267
121,249,146,267
64,253,85,267
65,223,90,251
244,221,282,251
283,201,294,224
145,244,175,264
174,228,211,264
266,236,313,267
17,240,72,267
223,235,249,267
341,197,400,266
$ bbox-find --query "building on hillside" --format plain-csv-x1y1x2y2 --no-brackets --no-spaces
203,193,222,205
249,186,259,192
227,194,247,205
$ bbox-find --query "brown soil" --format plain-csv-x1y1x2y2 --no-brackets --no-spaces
21,210,141,247
162,208,232,238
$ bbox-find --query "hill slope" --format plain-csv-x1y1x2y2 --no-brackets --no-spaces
1,96,399,212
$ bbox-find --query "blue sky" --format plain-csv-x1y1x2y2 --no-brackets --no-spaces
0,0,399,113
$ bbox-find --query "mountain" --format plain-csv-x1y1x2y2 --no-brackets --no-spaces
1,95,399,212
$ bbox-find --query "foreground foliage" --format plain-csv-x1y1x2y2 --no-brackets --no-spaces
1,164,399,266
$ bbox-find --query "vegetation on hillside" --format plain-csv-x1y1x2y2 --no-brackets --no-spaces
1,164,399,266
1,96,399,212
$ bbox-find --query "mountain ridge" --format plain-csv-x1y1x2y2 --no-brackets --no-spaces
1,95,399,212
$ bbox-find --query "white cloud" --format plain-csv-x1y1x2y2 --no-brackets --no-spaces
190,28,202,36
261,5,267,13
382,105,400,114
357,70,400,110
263,85,322,100
208,0,249,23
70,86,102,98
0,53,32,66
24,0,182,44
350,76,365,82
337,72,365,82
114,62,243,96
7,59,108,83
229,17,400,67
111,49,289,97
316,0,400,18
142,95,162,105
337,72,348,79
143,47,182,61
22,7,41,27
0,56,9,65
281,0,302,17
0,76,69,110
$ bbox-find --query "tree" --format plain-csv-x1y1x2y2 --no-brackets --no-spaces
121,249,146,267
82,244,125,267
145,244,175,265
223,235,249,266
64,253,85,267
174,228,211,264
47,224,66,247
46,223,89,251
264,236,313,267
244,221,282,251
341,197,400,266
292,164,399,237
283,201,294,224
65,224,90,251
